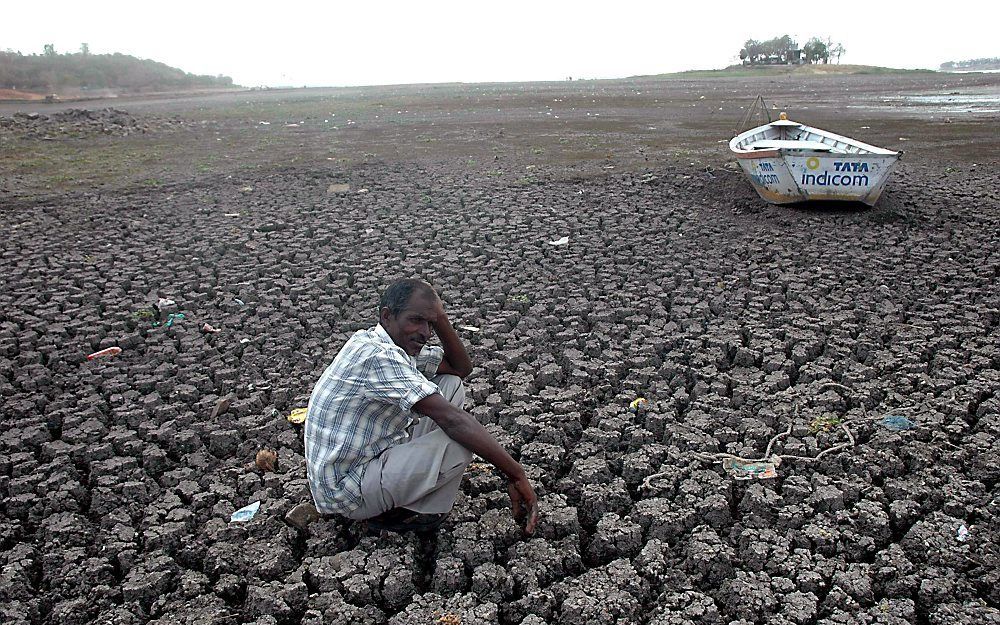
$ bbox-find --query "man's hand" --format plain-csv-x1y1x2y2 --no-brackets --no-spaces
427,295,449,330
507,475,539,535
426,294,473,378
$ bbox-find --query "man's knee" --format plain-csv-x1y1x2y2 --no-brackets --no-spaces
434,374,466,408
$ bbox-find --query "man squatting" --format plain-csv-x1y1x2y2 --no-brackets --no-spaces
304,278,539,534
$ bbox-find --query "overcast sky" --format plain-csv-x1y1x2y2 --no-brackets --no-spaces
3,1,998,87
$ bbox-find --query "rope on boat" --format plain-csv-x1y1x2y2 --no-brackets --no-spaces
733,94,773,138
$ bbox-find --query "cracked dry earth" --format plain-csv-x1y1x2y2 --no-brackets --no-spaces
2,139,1000,624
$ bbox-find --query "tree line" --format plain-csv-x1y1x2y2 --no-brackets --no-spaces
0,44,235,93
739,35,845,65
940,57,1000,71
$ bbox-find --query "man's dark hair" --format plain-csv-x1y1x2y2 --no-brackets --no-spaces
380,279,435,317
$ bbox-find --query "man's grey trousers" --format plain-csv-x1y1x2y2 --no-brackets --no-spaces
344,374,472,520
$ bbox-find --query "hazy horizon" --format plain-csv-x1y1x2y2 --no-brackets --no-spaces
4,0,998,88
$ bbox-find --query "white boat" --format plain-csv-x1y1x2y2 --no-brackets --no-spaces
729,113,899,206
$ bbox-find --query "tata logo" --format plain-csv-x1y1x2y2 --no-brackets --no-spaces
834,162,869,173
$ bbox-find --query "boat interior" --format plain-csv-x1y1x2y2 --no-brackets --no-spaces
731,118,896,155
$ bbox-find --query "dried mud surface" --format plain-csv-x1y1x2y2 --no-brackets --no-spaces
0,108,201,140
1,73,999,625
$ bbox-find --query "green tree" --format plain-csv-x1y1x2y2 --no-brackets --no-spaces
803,37,829,64
773,35,797,62
43,43,56,57
80,43,90,56
739,39,763,65
757,35,797,63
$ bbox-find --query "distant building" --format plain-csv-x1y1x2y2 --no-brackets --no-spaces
761,49,803,65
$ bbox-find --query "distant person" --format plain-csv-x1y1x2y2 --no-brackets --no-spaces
304,278,538,534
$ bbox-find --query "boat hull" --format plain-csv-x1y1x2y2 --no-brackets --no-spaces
735,151,899,206
730,117,900,207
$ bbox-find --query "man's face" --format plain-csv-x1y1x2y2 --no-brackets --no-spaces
380,292,437,356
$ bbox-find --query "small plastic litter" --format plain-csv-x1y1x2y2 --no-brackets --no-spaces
629,397,649,412
153,313,185,328
957,524,969,542
230,501,260,523
327,183,351,194
287,407,308,424
458,325,480,332
723,457,778,480
87,347,122,361
202,323,222,334
234,298,246,306
223,212,241,217
157,297,176,308
256,222,289,233
548,236,569,246
881,415,915,431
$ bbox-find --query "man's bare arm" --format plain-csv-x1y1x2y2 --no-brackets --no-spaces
414,393,538,534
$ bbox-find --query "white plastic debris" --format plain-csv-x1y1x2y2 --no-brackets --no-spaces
231,501,260,522
957,524,969,542
458,325,481,332
548,236,569,246
156,297,176,308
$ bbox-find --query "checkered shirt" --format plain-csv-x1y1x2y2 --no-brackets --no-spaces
304,324,444,515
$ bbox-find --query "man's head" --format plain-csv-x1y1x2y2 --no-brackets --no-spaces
379,278,439,356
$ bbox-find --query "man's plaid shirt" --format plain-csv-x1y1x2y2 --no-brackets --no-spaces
304,324,444,515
